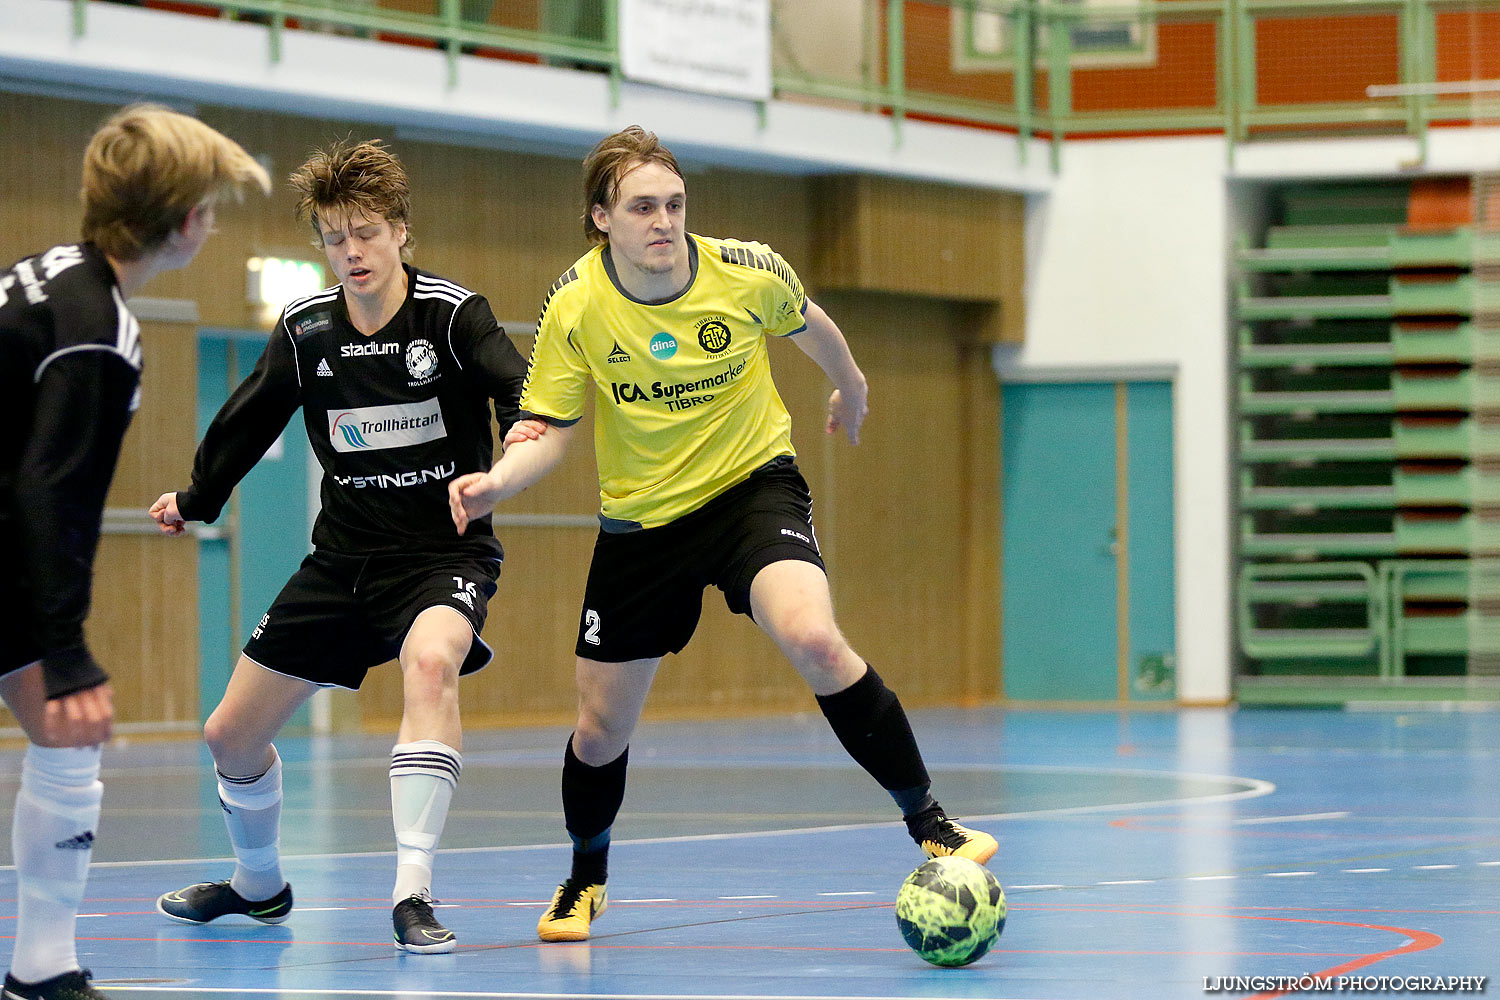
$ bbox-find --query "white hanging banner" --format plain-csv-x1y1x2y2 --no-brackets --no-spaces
619,0,772,102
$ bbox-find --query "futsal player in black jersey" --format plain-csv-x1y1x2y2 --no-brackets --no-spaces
1,105,269,1000
451,126,997,943
149,140,533,953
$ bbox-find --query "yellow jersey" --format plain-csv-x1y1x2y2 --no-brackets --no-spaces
521,234,808,530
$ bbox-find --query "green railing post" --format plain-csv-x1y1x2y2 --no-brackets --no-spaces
887,0,906,146
1220,0,1236,166
605,0,622,109
1014,0,1034,167
71,0,85,38
268,0,285,65
1413,0,1436,163
1046,0,1072,171
1234,0,1255,146
441,0,460,89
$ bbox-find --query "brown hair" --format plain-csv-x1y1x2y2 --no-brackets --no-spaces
80,103,271,261
289,138,413,256
581,126,684,245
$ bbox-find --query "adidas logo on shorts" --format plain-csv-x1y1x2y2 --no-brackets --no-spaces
452,590,475,610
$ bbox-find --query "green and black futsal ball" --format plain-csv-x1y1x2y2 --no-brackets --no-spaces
895,856,1006,967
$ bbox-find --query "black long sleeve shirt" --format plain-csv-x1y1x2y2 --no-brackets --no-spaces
1,243,140,697
177,265,527,560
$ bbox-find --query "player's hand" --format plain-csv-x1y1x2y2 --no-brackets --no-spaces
449,471,504,535
826,386,868,446
148,492,187,536
502,418,548,450
43,682,114,748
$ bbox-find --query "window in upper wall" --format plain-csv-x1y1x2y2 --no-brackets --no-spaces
951,0,1158,71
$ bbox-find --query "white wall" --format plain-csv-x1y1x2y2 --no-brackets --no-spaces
1005,126,1500,704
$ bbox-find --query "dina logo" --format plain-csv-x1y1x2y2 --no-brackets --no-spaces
331,412,372,449
696,318,731,355
648,333,677,360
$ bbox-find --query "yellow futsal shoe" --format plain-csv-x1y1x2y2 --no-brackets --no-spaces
537,878,608,942
909,808,999,865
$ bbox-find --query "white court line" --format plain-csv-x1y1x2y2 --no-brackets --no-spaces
1234,811,1350,825
1265,871,1316,877
1186,875,1237,881
1097,879,1152,885
1343,868,1390,873
9,766,1275,873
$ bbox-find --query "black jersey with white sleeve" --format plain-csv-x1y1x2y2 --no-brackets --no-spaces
1,242,142,697
176,265,526,558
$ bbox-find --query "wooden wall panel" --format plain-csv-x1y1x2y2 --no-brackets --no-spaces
810,175,1027,341
3,92,1003,732
77,319,200,729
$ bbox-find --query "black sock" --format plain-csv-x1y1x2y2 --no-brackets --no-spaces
815,665,932,812
562,736,628,884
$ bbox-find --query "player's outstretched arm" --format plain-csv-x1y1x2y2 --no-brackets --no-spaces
148,492,188,536
791,299,869,446
449,420,576,534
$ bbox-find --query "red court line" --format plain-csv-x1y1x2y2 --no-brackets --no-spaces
1022,902,1500,916
1242,919,1443,1000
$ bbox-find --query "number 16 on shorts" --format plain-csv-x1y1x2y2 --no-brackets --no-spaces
451,576,478,611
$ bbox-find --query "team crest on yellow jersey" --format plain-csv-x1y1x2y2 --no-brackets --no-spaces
695,316,732,355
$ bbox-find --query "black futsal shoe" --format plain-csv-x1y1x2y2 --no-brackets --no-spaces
2,969,112,1000
907,806,999,864
393,893,457,953
156,879,293,924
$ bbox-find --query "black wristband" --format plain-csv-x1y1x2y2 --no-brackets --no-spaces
40,645,110,700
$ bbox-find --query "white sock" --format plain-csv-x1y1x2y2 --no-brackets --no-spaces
9,744,102,984
390,740,461,904
217,748,285,902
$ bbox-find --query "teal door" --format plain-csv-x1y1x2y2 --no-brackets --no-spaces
197,331,312,723
1001,381,1176,701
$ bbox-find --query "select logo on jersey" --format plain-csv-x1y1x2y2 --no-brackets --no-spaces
648,333,677,360
607,341,631,364
294,312,333,340
328,398,446,453
695,317,732,355
341,341,400,358
406,338,440,385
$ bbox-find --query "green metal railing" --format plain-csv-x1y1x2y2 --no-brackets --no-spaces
71,0,1500,171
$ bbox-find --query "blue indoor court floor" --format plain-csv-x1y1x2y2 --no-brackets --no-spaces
3,706,1498,1000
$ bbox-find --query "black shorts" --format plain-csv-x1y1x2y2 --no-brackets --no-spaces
576,458,825,662
243,549,501,690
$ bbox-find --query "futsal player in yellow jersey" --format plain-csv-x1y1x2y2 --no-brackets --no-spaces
450,126,997,942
